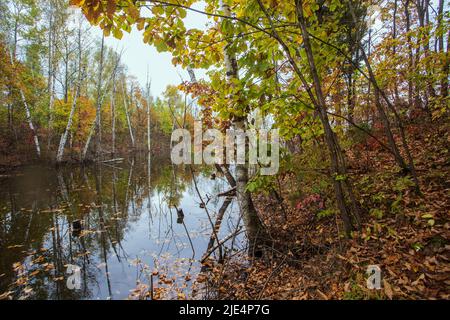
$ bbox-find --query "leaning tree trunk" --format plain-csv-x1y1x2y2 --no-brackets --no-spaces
82,53,121,162
220,1,268,256
9,50,41,158
294,0,360,233
348,1,421,194
82,120,95,161
20,90,41,158
56,87,78,163
258,0,360,234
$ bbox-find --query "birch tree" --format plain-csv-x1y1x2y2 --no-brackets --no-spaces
220,1,268,253
9,50,41,158
145,71,152,153
56,87,78,162
122,81,136,149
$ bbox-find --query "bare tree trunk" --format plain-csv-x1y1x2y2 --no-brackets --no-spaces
56,13,84,164
346,72,355,123
348,1,421,193
47,74,55,149
437,0,448,98
348,3,408,168
64,37,69,104
7,103,13,134
445,31,450,100
76,20,82,98
147,98,151,152
146,75,151,153
20,90,41,158
253,0,361,234
293,0,360,234
13,19,18,59
47,11,53,94
392,0,400,103
122,82,135,149
82,121,95,161
111,79,116,156
110,55,121,157
82,52,121,162
95,35,105,157
416,0,436,107
47,9,54,150
9,50,41,158
404,1,414,108
56,87,78,163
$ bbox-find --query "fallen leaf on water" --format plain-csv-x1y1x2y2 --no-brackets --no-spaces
23,287,33,294
7,245,24,249
29,270,40,277
0,291,14,300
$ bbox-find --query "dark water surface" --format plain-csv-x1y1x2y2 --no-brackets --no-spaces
0,156,243,299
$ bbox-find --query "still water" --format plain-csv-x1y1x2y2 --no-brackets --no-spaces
0,155,243,299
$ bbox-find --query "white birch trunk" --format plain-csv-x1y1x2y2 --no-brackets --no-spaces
111,82,116,155
146,80,151,153
82,57,121,161
9,49,41,158
20,90,41,158
56,87,79,163
95,36,105,155
47,11,54,149
220,1,266,255
122,83,135,148
82,120,95,161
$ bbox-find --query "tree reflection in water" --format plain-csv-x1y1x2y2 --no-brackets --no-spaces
0,154,244,299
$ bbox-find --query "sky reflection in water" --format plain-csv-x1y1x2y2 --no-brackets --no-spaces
0,156,243,300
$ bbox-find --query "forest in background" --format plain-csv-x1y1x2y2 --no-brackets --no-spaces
0,0,449,300
0,0,196,167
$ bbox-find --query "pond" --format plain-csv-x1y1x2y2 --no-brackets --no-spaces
0,155,244,299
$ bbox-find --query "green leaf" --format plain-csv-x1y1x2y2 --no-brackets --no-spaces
179,8,187,19
113,28,123,40
370,208,383,219
152,6,164,15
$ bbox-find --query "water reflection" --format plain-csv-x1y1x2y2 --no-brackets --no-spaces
0,155,243,299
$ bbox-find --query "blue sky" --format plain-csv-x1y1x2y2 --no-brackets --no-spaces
91,3,209,98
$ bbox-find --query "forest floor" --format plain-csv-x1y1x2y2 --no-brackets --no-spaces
205,118,449,300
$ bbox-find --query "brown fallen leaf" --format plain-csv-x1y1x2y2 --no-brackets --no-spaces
316,289,329,300
383,279,393,300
